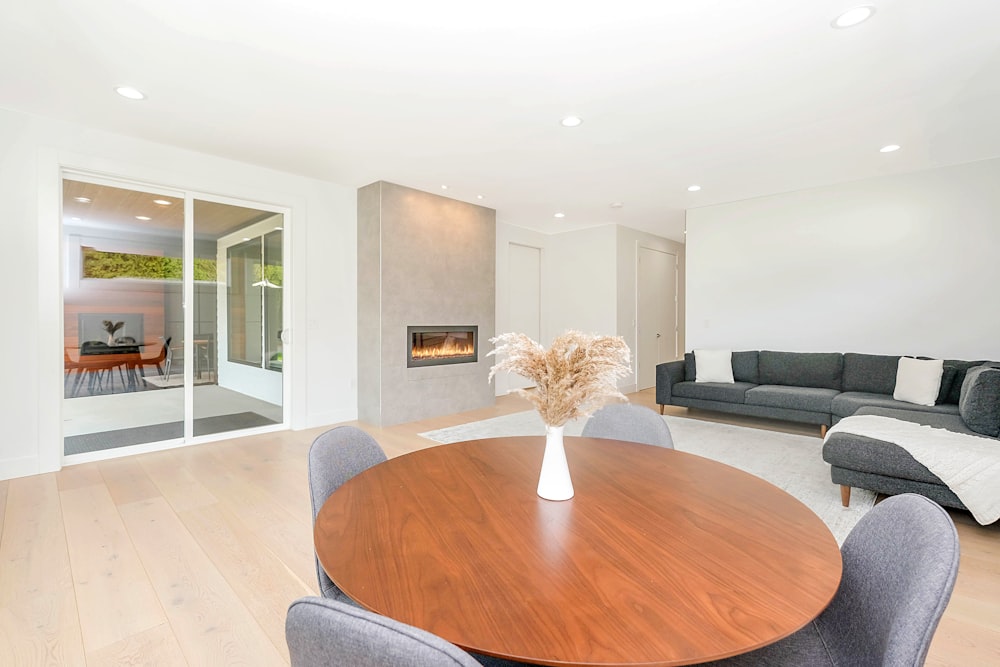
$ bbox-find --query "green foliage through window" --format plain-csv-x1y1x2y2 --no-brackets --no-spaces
254,263,284,286
82,247,217,281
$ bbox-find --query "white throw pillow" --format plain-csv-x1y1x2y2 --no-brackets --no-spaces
695,349,734,383
893,357,944,406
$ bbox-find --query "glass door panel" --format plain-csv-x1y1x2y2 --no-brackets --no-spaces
193,200,283,436
62,178,185,455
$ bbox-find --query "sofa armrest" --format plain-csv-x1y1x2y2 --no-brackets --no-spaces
656,360,686,406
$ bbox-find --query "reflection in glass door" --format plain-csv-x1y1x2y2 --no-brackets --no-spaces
62,178,185,455
62,178,286,458
193,200,283,436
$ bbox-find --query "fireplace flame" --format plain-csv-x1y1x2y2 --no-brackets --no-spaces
412,337,475,360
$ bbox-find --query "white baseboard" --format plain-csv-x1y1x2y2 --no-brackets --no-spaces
301,407,358,430
0,455,41,482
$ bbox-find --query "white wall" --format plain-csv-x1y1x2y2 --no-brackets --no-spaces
545,225,619,340
0,106,357,480
686,158,1000,360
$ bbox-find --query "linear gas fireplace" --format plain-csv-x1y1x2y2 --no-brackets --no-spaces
407,325,478,368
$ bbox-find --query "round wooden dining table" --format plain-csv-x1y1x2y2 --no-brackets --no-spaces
314,436,843,666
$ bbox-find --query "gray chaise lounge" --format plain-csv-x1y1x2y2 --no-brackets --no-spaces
656,351,1000,513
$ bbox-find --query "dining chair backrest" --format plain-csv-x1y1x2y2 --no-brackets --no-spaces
308,426,387,600
581,403,674,448
286,596,483,667
817,493,959,666
138,336,172,377
702,493,959,667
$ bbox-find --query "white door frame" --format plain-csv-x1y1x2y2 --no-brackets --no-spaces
56,170,291,466
213,207,288,409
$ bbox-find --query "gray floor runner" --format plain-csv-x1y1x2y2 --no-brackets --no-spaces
64,412,279,455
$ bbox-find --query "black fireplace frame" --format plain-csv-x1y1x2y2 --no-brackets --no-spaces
407,325,478,368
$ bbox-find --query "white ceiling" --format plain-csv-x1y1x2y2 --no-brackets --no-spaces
3,1,1000,242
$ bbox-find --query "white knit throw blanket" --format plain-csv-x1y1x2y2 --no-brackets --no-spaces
826,415,1000,525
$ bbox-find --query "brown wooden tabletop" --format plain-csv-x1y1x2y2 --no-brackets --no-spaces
315,436,842,666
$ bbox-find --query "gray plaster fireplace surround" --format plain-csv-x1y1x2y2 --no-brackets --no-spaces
358,181,496,426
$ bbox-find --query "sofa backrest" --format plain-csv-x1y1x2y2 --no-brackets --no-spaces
758,351,844,390
684,350,759,383
943,360,996,405
842,353,900,395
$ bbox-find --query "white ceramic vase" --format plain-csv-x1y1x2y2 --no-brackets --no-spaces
537,424,574,501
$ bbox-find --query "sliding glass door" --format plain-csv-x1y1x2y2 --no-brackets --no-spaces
62,178,185,455
62,176,286,458
193,200,283,435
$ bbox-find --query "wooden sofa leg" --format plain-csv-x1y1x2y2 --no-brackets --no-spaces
820,424,828,438
840,485,851,507
659,404,664,415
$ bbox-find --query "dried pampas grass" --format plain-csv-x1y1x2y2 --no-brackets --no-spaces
488,331,632,427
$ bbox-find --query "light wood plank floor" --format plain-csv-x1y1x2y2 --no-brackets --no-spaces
1,388,996,665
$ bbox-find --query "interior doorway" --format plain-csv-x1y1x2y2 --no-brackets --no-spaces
506,243,542,392
636,246,678,391
61,175,287,459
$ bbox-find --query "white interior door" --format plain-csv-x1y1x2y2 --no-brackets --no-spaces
637,247,677,390
507,243,542,391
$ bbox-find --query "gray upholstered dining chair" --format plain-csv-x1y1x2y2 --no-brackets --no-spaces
702,493,960,667
581,403,675,448
308,426,387,601
286,596,485,667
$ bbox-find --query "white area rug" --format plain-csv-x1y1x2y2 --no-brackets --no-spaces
420,411,876,544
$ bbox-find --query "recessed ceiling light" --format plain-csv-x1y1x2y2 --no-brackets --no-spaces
74,196,91,203
880,144,901,153
832,6,875,29
560,116,583,128
554,212,566,218
610,202,624,209
477,195,484,200
114,85,146,100
135,215,151,221
152,199,172,205
687,185,702,192
441,185,448,190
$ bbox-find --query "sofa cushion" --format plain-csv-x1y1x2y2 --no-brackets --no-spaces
958,366,1000,437
943,360,991,404
824,405,993,487
758,351,844,390
936,365,959,404
745,385,840,413
842,353,900,395
823,433,946,486
893,357,944,407
831,392,961,419
684,350,759,384
694,349,734,383
672,381,754,404
732,351,759,384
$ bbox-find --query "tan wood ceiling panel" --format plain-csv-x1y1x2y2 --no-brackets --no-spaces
62,180,277,239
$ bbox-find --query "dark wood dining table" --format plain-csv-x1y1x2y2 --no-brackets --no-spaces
315,435,843,666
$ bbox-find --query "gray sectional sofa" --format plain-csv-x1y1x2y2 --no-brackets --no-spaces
656,351,1000,513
